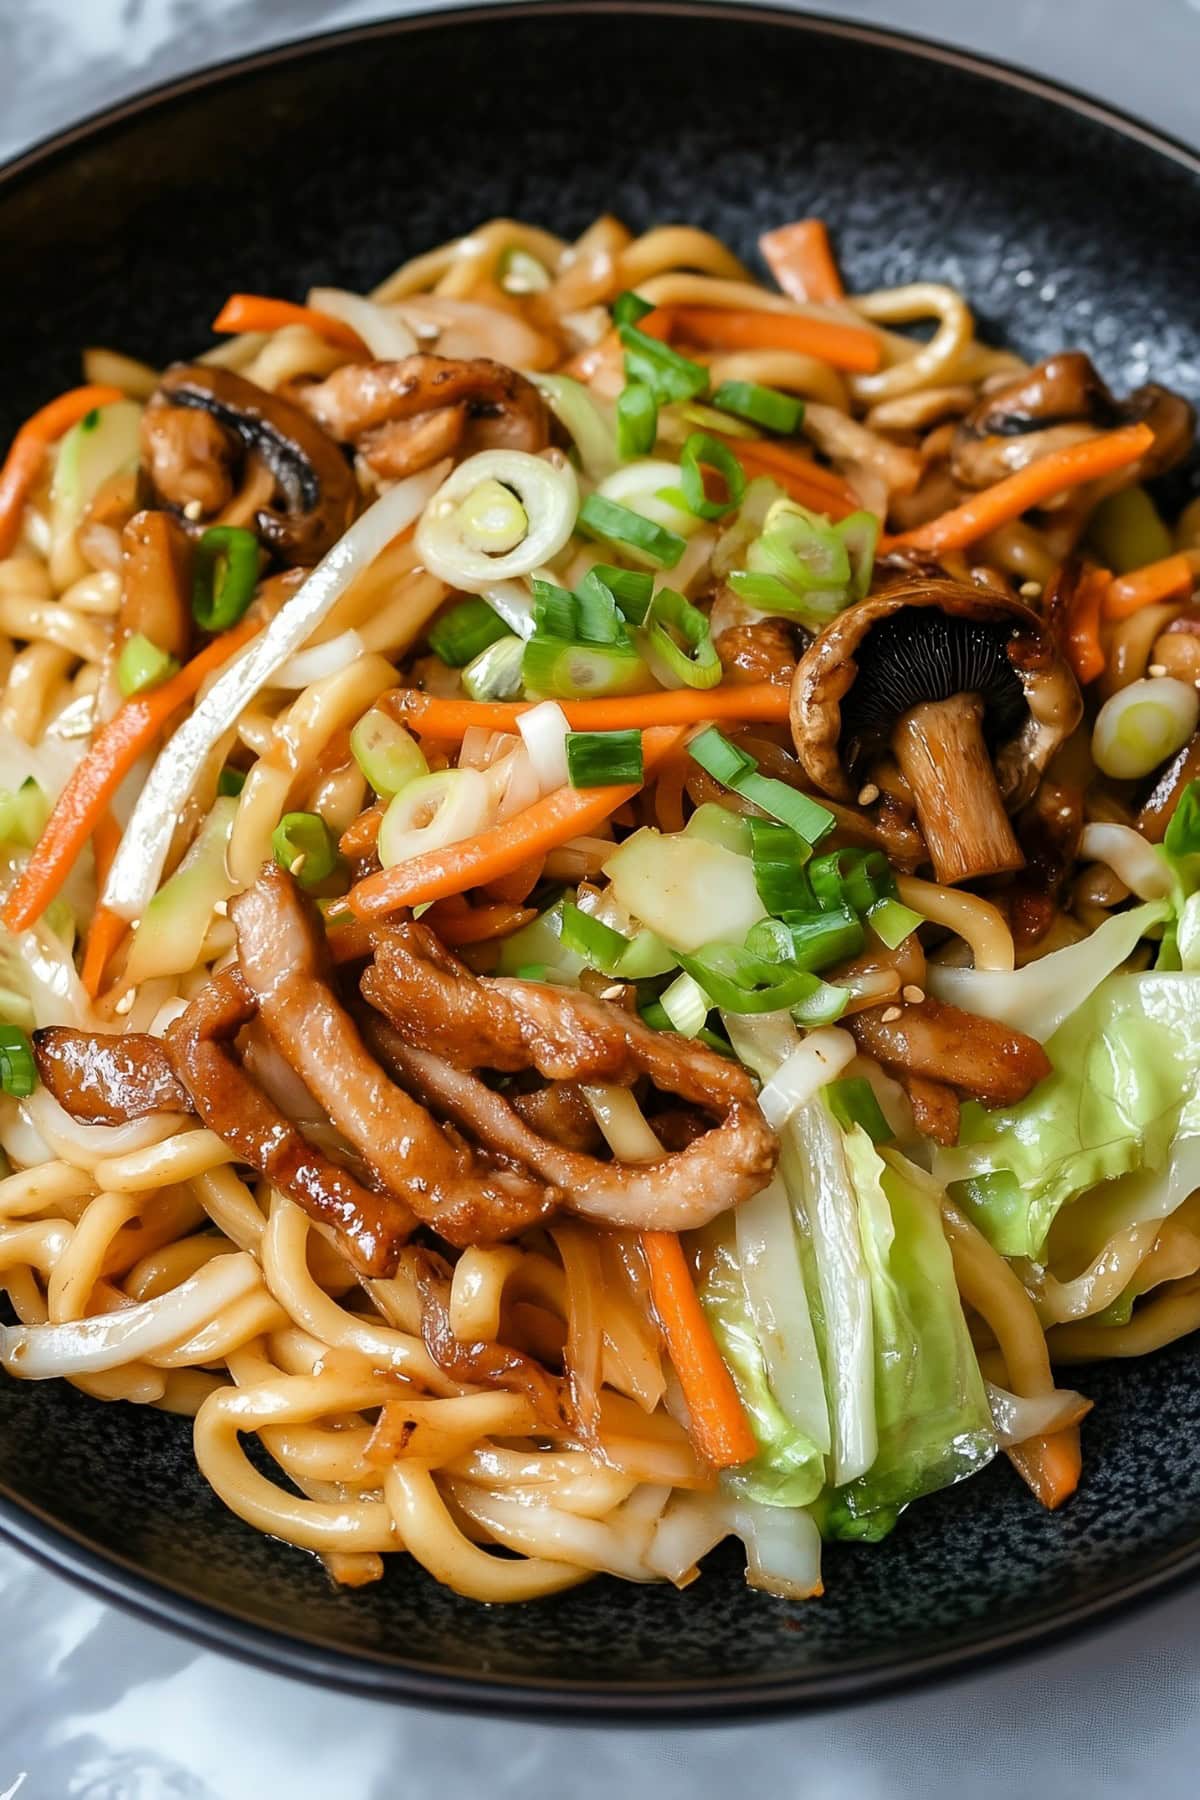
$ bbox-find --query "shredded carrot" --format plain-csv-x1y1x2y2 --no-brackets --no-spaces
663,305,880,374
2,618,260,934
211,294,365,354
887,424,1154,555
1007,1425,1082,1511
348,725,688,918
339,802,384,860
0,384,125,560
640,1230,757,1470
722,436,859,519
481,854,546,904
1065,564,1110,686
1103,550,1198,620
80,810,127,998
759,219,845,304
384,683,791,742
425,898,537,945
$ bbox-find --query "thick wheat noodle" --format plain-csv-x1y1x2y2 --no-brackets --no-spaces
1047,1278,1200,1361
939,1201,1054,1397
244,325,350,393
1102,601,1183,693
1,641,74,739
383,1463,587,1599
848,283,976,400
895,874,1016,971
701,348,850,409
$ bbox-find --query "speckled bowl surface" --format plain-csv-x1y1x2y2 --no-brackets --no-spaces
1,1,1199,1720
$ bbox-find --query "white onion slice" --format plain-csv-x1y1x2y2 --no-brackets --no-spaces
517,700,570,792
307,287,418,360
1,1253,262,1377
377,768,492,868
416,450,578,589
985,1381,1091,1449
482,580,536,640
273,628,365,689
756,1028,856,1129
103,463,448,920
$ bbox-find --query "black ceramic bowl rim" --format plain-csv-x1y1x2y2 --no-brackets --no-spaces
2,0,1200,1722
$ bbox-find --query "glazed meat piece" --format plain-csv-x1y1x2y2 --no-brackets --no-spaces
166,966,412,1277
361,924,778,1232
231,866,558,1244
848,995,1051,1108
33,1028,190,1124
296,354,549,479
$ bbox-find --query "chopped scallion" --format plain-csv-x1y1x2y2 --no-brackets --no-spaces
808,847,896,913
559,901,631,972
117,632,180,698
747,904,864,972
617,380,658,460
565,729,644,788
618,323,709,406
712,380,804,435
679,431,746,521
868,896,923,949
462,633,526,701
523,635,648,699
826,1076,894,1142
645,587,722,690
577,494,686,568
217,766,247,798
271,812,340,887
587,564,654,624
428,596,510,667
0,1023,36,1097
613,290,654,328
687,726,836,844
192,525,259,631
659,970,710,1037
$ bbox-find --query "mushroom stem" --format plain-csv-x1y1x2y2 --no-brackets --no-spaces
891,692,1024,885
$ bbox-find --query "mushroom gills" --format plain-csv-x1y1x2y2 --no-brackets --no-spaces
840,609,1028,887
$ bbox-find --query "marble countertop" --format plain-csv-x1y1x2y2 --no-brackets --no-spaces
3,3,1200,1795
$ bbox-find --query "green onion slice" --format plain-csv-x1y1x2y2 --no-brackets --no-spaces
613,290,654,328
826,1076,894,1142
217,766,247,798
808,847,896,914
192,526,259,631
645,587,722,690
676,941,833,1016
868,896,923,949
712,380,804,435
0,777,49,849
523,635,648,700
746,904,864,973
0,1023,36,1097
678,432,747,521
271,812,340,887
428,596,510,666
617,380,658,460
566,729,644,788
117,632,180,698
577,494,686,569
462,634,526,701
618,323,709,406
350,709,428,797
687,726,836,844
559,902,632,972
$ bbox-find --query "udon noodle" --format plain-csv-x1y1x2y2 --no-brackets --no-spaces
0,213,1198,1602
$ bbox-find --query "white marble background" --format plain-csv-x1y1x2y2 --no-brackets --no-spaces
3,2,1200,1795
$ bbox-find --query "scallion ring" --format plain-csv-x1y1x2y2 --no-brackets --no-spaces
416,449,579,589
376,767,492,868
679,432,746,522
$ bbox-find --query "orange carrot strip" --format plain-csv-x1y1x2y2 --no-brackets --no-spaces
481,853,547,904
887,424,1154,555
2,618,260,933
348,725,688,918
384,683,791,742
211,294,365,354
1104,550,1198,620
723,437,859,520
665,305,880,373
759,219,845,304
1065,564,1110,686
425,899,537,945
640,1230,757,1470
80,810,127,998
1007,1425,1082,1511
0,384,125,559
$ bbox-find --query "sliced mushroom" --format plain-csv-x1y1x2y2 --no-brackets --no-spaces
141,364,357,565
295,354,550,481
790,577,1082,885
951,352,1194,491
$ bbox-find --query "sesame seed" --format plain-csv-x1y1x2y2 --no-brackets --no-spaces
1019,580,1042,599
881,1005,903,1023
857,782,880,806
1148,664,1168,678
289,853,308,877
182,498,204,522
600,985,624,1001
114,988,136,1015
902,984,926,1004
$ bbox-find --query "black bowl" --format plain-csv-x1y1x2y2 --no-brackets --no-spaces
2,2,1199,1721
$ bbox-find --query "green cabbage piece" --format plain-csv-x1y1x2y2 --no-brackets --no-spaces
817,1136,994,1537
938,971,1200,1258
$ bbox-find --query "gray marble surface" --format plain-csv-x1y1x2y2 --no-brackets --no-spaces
3,2,1200,1795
